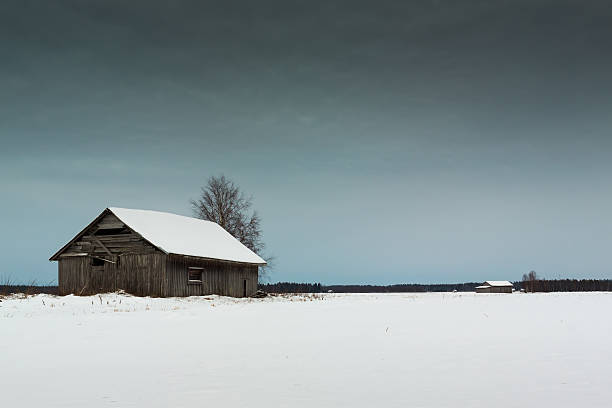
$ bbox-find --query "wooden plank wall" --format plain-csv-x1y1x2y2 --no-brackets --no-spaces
60,213,157,258
116,254,166,297
59,254,258,297
57,211,168,296
58,254,167,296
58,257,90,295
166,255,258,297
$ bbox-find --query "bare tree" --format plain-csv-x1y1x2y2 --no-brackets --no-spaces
522,270,537,292
190,175,272,279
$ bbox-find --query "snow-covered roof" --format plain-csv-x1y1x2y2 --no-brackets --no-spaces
484,281,513,287
109,207,266,265
475,285,491,289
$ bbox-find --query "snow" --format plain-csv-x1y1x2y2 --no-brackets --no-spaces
484,280,513,287
108,207,265,264
1,292,611,407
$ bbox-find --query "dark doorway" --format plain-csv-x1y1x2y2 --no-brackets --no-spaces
243,279,247,297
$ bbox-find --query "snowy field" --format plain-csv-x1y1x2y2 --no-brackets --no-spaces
1,292,611,408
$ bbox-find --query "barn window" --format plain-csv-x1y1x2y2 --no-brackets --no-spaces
91,257,105,267
188,267,203,284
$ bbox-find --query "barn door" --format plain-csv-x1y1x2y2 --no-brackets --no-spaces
243,279,247,297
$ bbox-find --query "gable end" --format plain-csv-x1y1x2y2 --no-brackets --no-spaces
50,208,164,261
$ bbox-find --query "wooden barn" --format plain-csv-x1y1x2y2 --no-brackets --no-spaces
49,207,266,297
475,281,513,293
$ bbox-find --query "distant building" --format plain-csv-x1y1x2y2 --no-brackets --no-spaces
475,281,513,293
50,207,266,297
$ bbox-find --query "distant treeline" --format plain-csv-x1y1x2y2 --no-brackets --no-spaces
0,285,58,296
261,280,612,293
522,279,612,292
259,282,486,293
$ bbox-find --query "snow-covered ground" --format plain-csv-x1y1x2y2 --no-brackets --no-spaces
1,292,611,407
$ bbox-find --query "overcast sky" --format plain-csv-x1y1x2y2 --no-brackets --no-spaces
1,0,611,285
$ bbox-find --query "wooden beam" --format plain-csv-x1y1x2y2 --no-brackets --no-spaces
92,236,113,256
49,208,112,261
91,256,116,264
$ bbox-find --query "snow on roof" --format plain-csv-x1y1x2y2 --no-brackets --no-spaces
475,285,491,289
484,281,513,287
109,207,266,265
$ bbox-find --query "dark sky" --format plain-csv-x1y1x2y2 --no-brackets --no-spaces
2,0,611,284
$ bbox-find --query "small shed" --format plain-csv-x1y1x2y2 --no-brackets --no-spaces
475,281,513,293
50,207,266,297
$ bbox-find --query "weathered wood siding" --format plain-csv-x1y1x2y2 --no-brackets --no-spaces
58,253,258,297
59,212,158,258
166,254,258,297
58,254,167,296
115,254,167,296
475,286,513,294
58,256,90,295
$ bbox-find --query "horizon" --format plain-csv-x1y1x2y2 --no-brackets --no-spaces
2,0,612,285
4,275,611,288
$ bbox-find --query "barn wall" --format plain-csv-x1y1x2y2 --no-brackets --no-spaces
58,253,167,296
166,255,258,297
490,286,512,293
56,210,169,296
58,212,158,258
58,257,90,295
59,253,258,297
475,286,513,293
116,254,167,297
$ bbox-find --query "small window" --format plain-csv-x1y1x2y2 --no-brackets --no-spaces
188,267,203,284
91,257,105,267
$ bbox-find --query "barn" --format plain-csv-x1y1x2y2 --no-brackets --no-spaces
49,207,266,297
475,281,514,293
